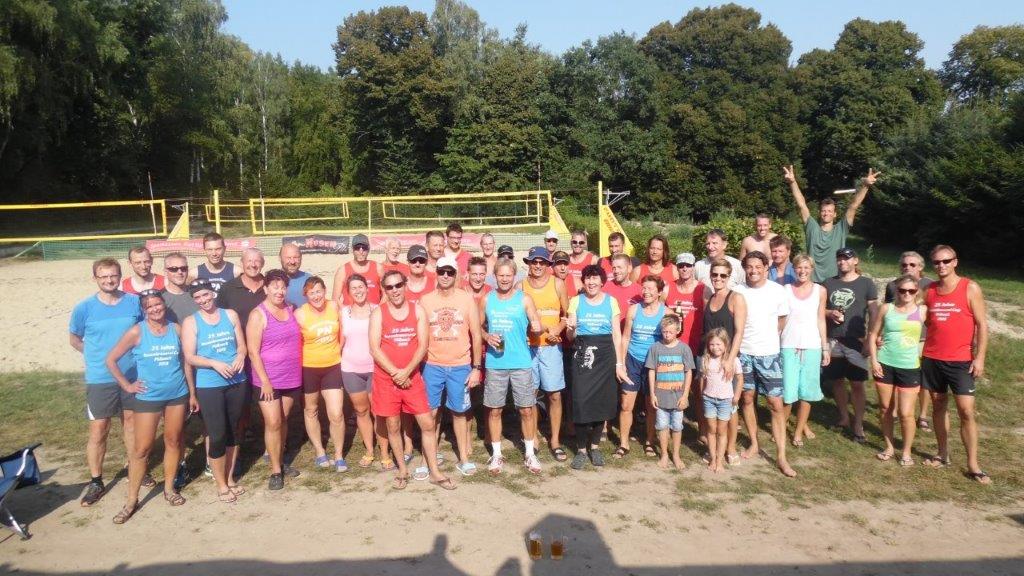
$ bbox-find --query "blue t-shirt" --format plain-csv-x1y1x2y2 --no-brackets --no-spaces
484,291,531,370
626,303,665,361
69,293,142,384
133,321,188,401
768,262,796,286
286,271,311,307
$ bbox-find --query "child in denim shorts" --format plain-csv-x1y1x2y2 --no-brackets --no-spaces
701,328,744,473
644,315,694,470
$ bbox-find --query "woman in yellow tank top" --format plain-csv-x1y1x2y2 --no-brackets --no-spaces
294,277,347,472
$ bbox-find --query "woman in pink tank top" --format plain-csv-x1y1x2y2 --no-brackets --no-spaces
339,274,383,468
247,269,302,490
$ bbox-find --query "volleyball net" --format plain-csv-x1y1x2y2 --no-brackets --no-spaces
0,200,168,243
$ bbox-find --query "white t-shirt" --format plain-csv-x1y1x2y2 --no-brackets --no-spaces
736,281,789,356
695,255,744,290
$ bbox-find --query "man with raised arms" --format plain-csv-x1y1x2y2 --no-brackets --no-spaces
333,233,383,305
121,246,165,294
785,165,879,283
739,214,778,260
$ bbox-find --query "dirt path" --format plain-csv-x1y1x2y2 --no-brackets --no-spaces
2,450,1022,575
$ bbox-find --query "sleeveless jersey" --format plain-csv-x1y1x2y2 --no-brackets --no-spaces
252,303,301,390
878,305,924,369
133,322,187,401
522,276,562,346
484,291,531,369
198,262,235,292
666,282,706,355
636,263,675,288
342,261,382,305
603,281,642,324
627,303,666,361
194,309,245,388
420,289,475,366
405,272,435,306
122,275,165,294
923,278,974,361
567,252,595,282
340,304,375,373
569,293,619,336
296,302,341,368
703,290,736,345
376,301,421,372
780,283,823,350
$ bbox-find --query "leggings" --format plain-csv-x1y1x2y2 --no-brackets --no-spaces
197,383,247,459
577,421,605,452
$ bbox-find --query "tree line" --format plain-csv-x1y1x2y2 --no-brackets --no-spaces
2,1,1022,262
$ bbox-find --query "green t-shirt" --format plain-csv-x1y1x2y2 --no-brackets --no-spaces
804,217,849,283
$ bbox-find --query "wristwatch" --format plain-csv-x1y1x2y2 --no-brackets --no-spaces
472,364,482,370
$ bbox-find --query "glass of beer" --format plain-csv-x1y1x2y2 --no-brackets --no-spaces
528,531,543,560
495,333,505,353
551,533,565,560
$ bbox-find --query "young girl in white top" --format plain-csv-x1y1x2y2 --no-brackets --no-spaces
701,328,744,473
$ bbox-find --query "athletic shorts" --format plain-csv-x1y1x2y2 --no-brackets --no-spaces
823,339,869,382
530,345,566,393
483,368,535,408
781,348,824,404
133,393,189,414
253,386,302,402
921,358,974,396
703,395,737,422
342,371,373,395
878,363,921,388
622,354,647,394
423,363,472,412
302,364,343,394
655,407,684,431
739,352,783,398
85,383,133,420
371,369,430,417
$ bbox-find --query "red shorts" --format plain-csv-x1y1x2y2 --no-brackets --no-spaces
371,369,430,417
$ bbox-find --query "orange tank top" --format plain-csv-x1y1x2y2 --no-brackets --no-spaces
296,302,341,368
523,276,563,346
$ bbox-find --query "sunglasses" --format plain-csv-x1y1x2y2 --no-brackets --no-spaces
530,260,549,266
545,238,558,242
677,263,694,269
900,262,919,268
932,258,955,266
383,281,406,291
138,289,163,299
571,241,586,246
409,258,427,264
165,265,188,273
897,288,918,295
437,268,457,277
710,272,730,279
353,244,369,251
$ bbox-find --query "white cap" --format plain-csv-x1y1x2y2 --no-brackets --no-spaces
436,256,458,271
544,230,559,240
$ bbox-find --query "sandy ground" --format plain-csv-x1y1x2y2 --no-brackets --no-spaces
2,257,1023,573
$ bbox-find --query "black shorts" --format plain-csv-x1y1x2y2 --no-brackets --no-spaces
133,393,189,413
302,364,343,394
255,386,303,402
878,364,920,388
85,383,133,420
921,358,975,396
823,357,869,383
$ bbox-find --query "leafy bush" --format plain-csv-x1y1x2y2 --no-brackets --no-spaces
690,213,805,258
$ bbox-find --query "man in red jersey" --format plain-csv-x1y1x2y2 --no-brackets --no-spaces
603,254,641,325
921,245,990,484
333,233,383,304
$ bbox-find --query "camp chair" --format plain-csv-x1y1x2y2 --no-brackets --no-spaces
0,443,42,539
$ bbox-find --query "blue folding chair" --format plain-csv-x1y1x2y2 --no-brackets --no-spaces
0,443,42,539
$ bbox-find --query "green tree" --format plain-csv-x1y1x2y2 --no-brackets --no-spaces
940,25,1024,105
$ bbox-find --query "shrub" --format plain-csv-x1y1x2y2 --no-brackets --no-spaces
690,214,805,259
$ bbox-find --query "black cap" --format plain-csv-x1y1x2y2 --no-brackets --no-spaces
407,244,428,261
836,247,857,259
551,250,570,264
351,233,370,249
497,245,515,257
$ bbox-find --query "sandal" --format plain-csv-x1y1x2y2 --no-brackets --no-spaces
227,485,246,496
141,473,157,489
393,475,409,490
917,418,932,431
429,476,457,490
965,470,992,485
552,447,568,462
314,455,332,468
643,444,657,457
358,454,375,468
456,462,477,476
112,503,138,525
613,446,630,459
726,453,741,466
899,456,914,467
218,490,237,503
163,491,186,506
381,460,396,473
413,466,430,481
876,451,894,462
924,455,951,468
791,439,804,448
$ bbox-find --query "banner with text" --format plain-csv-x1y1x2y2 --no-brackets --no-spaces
283,234,350,254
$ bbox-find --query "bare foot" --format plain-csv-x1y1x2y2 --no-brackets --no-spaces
741,445,759,459
673,458,686,470
714,463,725,473
658,458,669,469
779,462,797,477
804,429,816,440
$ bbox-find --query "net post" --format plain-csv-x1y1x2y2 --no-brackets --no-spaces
213,189,222,234
598,181,607,256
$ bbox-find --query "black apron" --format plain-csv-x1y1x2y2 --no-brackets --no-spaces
570,333,617,423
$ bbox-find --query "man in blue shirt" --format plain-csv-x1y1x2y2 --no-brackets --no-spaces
768,235,797,286
69,258,144,507
279,243,310,307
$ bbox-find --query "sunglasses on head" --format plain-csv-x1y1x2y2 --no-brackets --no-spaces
138,289,162,299
189,278,213,289
410,258,427,264
437,268,458,277
933,258,955,266
165,265,188,273
710,272,730,279
897,288,918,295
383,281,406,291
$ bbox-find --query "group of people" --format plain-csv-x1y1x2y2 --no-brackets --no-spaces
69,166,992,525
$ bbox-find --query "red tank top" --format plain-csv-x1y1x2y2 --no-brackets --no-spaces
343,261,381,305
666,282,706,355
405,272,435,305
383,261,411,277
378,301,420,371
567,252,595,281
923,277,975,361
637,263,675,287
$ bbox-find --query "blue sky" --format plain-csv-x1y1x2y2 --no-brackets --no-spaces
221,1,1024,71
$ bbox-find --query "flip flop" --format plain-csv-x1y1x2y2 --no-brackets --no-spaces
965,470,992,485
227,485,246,496
112,503,138,525
551,447,568,462
613,446,630,459
876,451,894,462
429,476,457,490
358,454,375,468
456,462,477,476
413,466,430,481
924,455,951,468
218,490,237,503
393,475,409,490
899,456,914,467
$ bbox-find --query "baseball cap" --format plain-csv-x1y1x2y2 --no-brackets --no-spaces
351,233,369,249
187,278,215,295
544,230,559,240
498,245,515,257
551,250,570,264
675,252,696,266
436,256,458,271
836,247,857,259
524,246,552,263
407,244,428,261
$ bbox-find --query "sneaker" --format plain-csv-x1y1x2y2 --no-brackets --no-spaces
590,450,605,467
268,473,284,491
571,451,588,470
80,480,106,507
334,459,349,473
283,465,300,478
204,463,214,478
314,455,331,468
487,455,505,475
525,454,542,474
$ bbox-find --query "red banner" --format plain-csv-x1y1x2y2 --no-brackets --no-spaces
146,238,256,254
369,233,482,250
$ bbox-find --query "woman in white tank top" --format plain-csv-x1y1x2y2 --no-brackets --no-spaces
780,255,830,447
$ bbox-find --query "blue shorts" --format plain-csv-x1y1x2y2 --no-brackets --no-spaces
530,345,566,393
655,407,684,431
703,395,737,421
423,363,472,413
622,354,647,394
781,348,824,403
739,353,784,398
